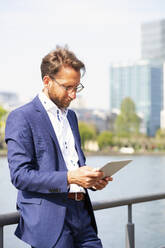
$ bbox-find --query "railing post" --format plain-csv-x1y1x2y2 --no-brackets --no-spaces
126,204,135,248
0,226,3,248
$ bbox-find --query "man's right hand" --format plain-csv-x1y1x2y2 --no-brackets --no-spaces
67,166,104,189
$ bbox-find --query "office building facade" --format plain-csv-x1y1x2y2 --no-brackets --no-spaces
141,19,165,61
109,61,163,136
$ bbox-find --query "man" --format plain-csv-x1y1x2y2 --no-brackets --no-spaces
5,46,112,248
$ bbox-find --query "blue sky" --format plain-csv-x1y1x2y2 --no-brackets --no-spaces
1,0,165,109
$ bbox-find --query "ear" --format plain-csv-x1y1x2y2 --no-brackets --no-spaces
43,76,50,88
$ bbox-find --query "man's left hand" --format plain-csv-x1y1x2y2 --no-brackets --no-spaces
92,176,113,190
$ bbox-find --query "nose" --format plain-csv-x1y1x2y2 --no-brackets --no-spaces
68,90,76,100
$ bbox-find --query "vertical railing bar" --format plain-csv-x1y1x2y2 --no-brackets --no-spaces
0,226,3,248
128,204,132,223
126,204,135,248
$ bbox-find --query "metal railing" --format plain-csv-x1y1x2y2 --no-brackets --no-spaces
1,192,165,248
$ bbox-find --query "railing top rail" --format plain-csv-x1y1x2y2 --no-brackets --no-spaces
1,192,165,226
92,192,165,210
0,212,19,227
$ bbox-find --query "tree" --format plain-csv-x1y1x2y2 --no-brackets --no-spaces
78,122,96,149
0,106,7,120
97,131,113,150
0,105,7,148
115,97,140,137
155,128,165,139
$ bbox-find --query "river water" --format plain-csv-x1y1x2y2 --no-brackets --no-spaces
1,155,165,248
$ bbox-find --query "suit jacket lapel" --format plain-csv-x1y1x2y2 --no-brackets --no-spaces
67,110,79,150
32,96,65,163
32,96,84,167
67,110,84,166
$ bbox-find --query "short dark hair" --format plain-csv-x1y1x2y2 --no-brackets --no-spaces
40,45,85,79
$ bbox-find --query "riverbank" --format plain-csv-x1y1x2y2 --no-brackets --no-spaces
85,150,165,156
1,149,165,158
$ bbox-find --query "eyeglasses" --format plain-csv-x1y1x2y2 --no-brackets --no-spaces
53,77,84,93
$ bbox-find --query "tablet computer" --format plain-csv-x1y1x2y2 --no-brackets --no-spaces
99,160,132,178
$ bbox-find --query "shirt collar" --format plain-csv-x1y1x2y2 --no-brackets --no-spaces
38,91,68,118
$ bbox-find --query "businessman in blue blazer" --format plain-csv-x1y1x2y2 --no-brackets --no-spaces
5,46,112,248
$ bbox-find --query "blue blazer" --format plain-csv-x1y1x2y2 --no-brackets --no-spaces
5,96,97,248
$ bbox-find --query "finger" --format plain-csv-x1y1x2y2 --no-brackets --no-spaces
92,183,101,190
94,180,108,189
81,166,93,171
93,183,106,190
85,179,102,188
81,167,103,178
87,171,104,179
99,180,108,187
104,177,113,181
92,168,100,172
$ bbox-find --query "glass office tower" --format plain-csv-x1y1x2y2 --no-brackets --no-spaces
141,19,165,61
109,61,163,136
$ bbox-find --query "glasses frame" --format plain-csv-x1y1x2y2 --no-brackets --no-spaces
53,77,84,93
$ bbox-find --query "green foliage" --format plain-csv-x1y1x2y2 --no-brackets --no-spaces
0,105,8,149
78,122,96,149
155,128,165,139
97,131,113,150
115,97,140,137
0,106,7,120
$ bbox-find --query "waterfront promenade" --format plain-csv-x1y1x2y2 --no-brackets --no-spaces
1,155,165,247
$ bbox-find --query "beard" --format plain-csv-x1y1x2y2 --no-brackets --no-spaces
50,95,71,109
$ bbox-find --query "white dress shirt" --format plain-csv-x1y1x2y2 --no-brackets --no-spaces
39,92,85,193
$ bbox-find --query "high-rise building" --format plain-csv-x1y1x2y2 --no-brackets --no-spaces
109,19,165,136
141,19,165,61
160,63,165,129
109,60,163,136
141,19,165,133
